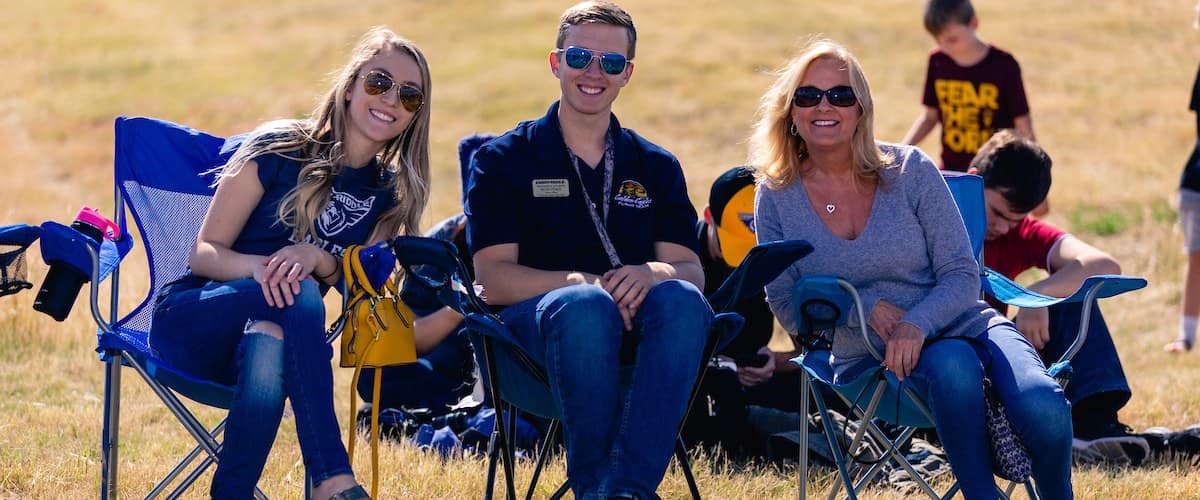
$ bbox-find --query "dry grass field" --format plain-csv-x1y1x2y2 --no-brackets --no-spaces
2,0,1199,498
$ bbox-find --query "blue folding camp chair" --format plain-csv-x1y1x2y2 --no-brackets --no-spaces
89,116,244,499
87,116,340,498
388,236,813,500
791,172,1147,499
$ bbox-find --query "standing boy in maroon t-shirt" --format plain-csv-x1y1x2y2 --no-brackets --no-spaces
903,0,1035,172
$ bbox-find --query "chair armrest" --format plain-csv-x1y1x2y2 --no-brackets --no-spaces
983,267,1147,309
983,267,1147,367
708,240,813,313
86,235,136,334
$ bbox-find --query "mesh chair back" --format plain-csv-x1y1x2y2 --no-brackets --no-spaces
111,116,239,334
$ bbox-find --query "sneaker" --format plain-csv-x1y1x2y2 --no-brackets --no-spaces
1072,421,1150,467
1137,425,1200,463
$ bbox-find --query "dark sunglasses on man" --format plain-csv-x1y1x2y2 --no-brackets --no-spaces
555,46,630,75
360,70,425,113
792,85,857,108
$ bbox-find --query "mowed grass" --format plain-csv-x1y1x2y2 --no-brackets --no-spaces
2,0,1199,497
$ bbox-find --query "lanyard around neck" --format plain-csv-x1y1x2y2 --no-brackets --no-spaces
567,133,622,269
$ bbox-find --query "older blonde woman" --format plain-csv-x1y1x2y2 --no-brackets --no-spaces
752,38,1073,499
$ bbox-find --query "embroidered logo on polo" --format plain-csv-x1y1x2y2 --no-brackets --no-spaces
317,188,376,237
614,180,651,209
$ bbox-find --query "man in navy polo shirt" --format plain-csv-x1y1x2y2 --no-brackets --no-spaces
465,2,712,498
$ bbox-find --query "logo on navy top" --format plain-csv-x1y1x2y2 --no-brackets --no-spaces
614,180,651,209
318,189,376,237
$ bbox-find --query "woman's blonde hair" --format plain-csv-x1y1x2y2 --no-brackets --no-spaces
750,38,891,189
219,26,432,243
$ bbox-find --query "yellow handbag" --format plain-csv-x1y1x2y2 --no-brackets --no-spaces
339,244,417,498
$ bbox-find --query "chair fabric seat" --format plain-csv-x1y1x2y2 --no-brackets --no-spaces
796,352,931,428
100,325,235,410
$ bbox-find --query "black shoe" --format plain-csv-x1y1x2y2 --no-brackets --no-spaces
1072,421,1149,467
1137,425,1200,463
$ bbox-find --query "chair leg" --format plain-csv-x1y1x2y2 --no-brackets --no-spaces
548,481,571,500
100,354,122,500
150,419,227,498
674,436,701,500
482,339,518,500
811,387,857,500
485,424,501,500
163,455,212,499
525,420,560,500
1023,479,1039,500
495,405,518,500
798,369,810,500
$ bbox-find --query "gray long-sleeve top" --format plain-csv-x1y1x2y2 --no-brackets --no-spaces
756,143,1008,379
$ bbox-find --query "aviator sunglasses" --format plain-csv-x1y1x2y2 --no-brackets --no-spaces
792,85,857,108
556,46,630,75
360,70,425,113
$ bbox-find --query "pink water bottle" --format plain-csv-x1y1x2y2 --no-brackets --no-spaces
33,207,120,321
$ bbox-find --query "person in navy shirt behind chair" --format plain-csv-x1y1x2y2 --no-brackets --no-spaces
465,2,712,498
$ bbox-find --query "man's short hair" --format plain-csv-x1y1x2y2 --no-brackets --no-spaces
557,1,637,59
923,0,975,35
969,129,1052,214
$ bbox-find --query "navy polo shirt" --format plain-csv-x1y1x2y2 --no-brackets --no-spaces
465,101,699,276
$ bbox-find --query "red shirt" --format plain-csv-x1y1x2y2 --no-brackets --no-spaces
982,217,1066,314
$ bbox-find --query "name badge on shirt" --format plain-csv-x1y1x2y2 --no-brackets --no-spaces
532,179,570,198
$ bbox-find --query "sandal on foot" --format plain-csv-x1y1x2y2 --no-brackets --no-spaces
329,485,370,500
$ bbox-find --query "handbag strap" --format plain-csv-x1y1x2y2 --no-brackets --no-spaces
347,336,383,498
345,244,378,297
342,243,384,497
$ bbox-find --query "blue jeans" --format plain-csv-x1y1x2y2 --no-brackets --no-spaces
356,328,473,412
150,277,351,499
499,281,711,499
902,324,1073,500
1041,302,1131,415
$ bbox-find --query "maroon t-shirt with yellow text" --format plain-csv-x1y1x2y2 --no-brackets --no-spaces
922,45,1030,171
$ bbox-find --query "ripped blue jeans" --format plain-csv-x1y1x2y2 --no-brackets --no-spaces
150,277,350,499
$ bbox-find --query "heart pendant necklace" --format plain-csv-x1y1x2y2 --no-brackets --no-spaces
825,203,836,214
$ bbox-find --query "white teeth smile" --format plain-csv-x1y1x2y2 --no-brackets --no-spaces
580,85,603,95
813,120,838,126
369,109,396,123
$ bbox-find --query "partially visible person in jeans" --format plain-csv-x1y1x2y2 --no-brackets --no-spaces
968,129,1150,466
698,166,802,406
466,2,712,498
150,27,443,500
753,38,1073,499
684,165,803,454
355,213,472,413
356,134,498,415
